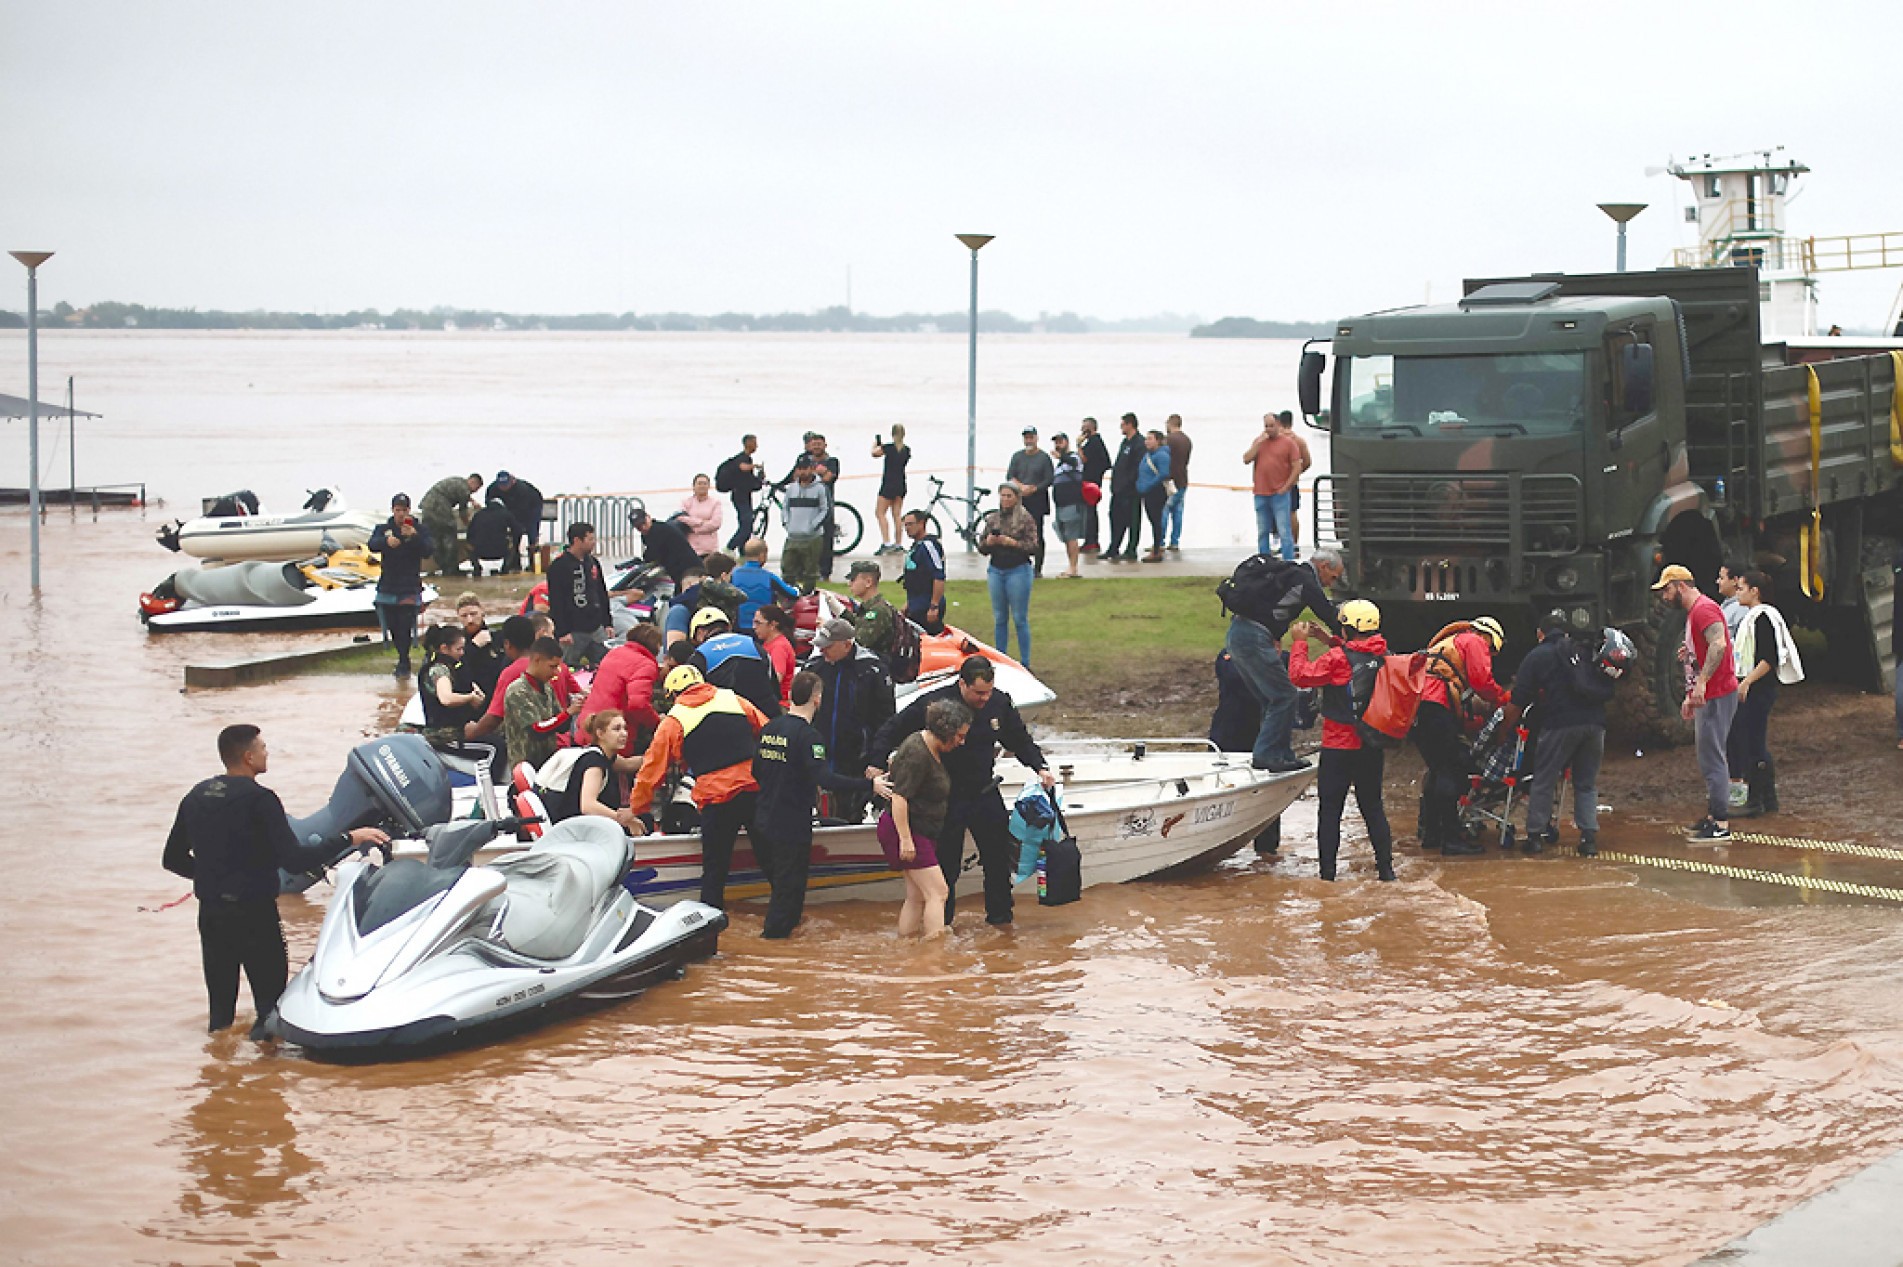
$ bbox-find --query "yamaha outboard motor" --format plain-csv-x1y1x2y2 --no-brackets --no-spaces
280,734,455,893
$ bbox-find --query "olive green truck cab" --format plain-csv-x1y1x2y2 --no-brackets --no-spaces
1299,267,1901,730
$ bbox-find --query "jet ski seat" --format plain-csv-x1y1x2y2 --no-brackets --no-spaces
490,818,632,960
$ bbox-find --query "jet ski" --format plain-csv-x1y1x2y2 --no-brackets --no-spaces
269,815,725,1060
140,545,437,633
157,487,381,562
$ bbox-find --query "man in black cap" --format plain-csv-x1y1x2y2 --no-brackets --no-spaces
1006,426,1055,577
630,505,702,589
778,432,843,580
805,616,895,823
779,455,832,591
370,492,432,676
486,470,544,573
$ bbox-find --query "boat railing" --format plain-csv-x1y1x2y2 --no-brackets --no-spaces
1031,736,1225,756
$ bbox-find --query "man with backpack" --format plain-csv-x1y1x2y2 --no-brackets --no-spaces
1287,600,1395,882
1416,615,1509,856
716,435,765,552
1218,547,1343,772
1511,614,1616,857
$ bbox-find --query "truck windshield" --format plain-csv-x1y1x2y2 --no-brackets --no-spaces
1341,352,1588,437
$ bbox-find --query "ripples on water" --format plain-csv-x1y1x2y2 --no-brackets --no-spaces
5,476,1903,1266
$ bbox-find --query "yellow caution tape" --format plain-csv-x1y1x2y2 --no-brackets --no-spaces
1595,850,1903,903
1802,366,1825,600
1724,830,1903,862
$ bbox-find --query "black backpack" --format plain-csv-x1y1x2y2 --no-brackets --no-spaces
1216,554,1303,630
1037,806,1082,906
888,611,922,684
714,454,742,493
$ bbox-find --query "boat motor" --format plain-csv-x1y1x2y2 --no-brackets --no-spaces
280,734,455,893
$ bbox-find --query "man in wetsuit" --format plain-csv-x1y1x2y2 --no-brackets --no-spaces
867,656,1053,927
163,725,390,1038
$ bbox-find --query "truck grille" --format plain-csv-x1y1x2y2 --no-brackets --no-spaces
1349,473,1581,554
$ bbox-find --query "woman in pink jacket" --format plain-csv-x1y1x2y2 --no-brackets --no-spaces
679,473,724,557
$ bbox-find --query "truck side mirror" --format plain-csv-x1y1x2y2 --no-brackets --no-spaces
1619,343,1654,416
1297,349,1325,421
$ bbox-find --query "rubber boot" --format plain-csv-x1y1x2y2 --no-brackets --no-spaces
1578,830,1598,858
1253,819,1281,856
1760,758,1779,813
1417,792,1439,851
1738,764,1766,819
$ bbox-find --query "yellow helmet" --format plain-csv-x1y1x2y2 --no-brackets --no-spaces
664,665,705,694
689,607,730,635
1338,599,1381,633
1471,615,1505,649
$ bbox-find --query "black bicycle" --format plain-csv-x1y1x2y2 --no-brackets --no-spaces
749,482,865,554
920,475,992,550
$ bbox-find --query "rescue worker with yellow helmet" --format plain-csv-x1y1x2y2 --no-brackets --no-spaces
1286,599,1396,882
1415,614,1509,856
629,663,770,908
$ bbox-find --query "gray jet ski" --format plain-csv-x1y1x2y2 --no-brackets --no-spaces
268,815,725,1060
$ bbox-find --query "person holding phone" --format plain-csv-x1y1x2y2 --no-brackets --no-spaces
370,493,433,678
871,424,910,554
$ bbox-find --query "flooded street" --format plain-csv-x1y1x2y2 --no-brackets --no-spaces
6,509,1903,1266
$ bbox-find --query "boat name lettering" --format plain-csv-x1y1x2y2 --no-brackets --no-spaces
376,743,412,790
1160,812,1186,838
1193,800,1236,825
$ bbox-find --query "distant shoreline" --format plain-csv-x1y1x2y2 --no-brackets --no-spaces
0,300,1316,337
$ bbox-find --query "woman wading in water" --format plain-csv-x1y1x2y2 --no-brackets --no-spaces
878,698,970,937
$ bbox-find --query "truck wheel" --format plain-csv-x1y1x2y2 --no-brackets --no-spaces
1607,611,1694,747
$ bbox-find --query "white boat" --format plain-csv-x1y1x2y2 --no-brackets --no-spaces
410,740,1312,908
141,549,437,634
159,488,381,562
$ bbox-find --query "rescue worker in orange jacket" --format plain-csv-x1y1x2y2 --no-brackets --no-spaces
1287,600,1395,883
1413,616,1508,856
629,665,769,909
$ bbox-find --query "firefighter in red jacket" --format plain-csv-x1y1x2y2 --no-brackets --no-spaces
1414,615,1508,856
1287,599,1395,883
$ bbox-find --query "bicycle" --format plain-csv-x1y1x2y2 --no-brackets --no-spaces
919,475,992,550
749,481,865,554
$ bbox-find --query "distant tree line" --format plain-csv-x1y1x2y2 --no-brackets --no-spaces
1190,316,1332,339
0,301,1206,334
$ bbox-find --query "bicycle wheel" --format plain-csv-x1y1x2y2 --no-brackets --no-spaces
751,501,773,544
831,501,864,554
923,511,945,542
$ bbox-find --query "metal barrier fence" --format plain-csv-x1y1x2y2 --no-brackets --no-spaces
551,494,651,563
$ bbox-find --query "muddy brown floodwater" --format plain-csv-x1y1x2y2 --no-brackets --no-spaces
5,510,1903,1267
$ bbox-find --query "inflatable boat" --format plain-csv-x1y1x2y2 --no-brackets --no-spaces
157,488,381,562
141,547,437,633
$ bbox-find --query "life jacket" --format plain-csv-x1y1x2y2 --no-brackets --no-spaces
695,630,760,674
670,686,756,776
1425,622,1488,721
419,658,472,732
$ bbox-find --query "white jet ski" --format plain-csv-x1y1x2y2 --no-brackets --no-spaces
141,546,436,633
270,815,725,1060
158,487,380,562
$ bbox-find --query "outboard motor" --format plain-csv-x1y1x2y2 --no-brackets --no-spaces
204,489,261,518
280,734,455,893
303,488,336,513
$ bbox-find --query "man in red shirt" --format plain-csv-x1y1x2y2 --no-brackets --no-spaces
1654,564,1739,840
1287,600,1395,883
465,614,582,758
1244,412,1303,560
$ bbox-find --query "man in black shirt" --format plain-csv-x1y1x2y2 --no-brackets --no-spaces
631,506,702,589
752,670,891,939
717,436,764,551
867,656,1053,927
545,520,611,668
900,512,947,632
486,471,545,573
163,725,389,1037
1106,413,1145,561
1077,417,1112,554
463,497,519,578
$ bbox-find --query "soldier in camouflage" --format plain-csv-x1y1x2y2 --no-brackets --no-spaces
846,560,901,665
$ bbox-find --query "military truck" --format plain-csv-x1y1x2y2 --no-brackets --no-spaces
1297,266,1901,735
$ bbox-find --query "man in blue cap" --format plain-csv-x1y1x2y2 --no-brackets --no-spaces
486,470,545,574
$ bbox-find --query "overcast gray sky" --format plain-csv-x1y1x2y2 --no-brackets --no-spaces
4,0,1900,326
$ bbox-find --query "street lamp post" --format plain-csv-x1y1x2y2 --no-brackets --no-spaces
10,250,54,592
955,234,994,551
1596,203,1647,272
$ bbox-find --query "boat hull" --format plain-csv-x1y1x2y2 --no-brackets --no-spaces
175,509,380,562
419,752,1311,908
144,584,437,633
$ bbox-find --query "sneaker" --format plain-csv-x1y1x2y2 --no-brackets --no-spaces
1689,821,1731,842
1687,816,1714,833
1257,758,1312,774
1578,832,1598,857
